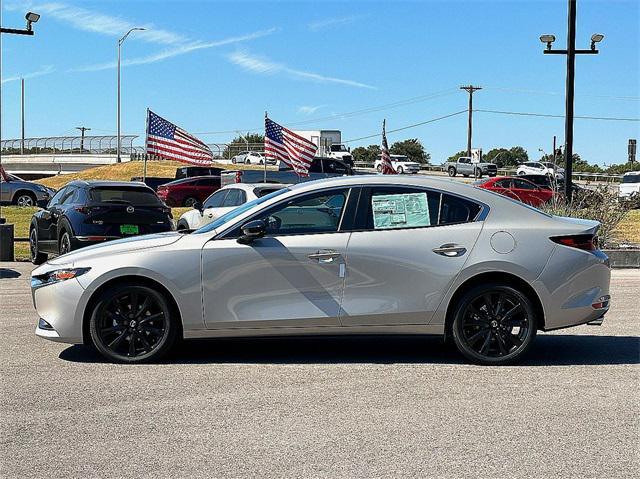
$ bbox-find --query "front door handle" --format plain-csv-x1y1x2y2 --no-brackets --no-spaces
432,244,467,257
308,250,340,263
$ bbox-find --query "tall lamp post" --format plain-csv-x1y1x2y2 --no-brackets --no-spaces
0,11,40,231
117,27,145,163
539,0,604,202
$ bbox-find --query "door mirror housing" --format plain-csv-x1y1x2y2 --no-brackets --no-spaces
237,219,266,244
193,201,203,212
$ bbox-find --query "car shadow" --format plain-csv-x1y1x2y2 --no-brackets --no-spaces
59,334,639,366
0,268,21,279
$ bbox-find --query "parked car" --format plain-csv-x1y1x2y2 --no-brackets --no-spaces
156,176,221,207
516,162,565,179
0,166,55,207
231,151,275,165
445,156,497,178
618,171,640,200
132,166,224,191
176,183,289,230
29,180,173,264
32,175,610,365
375,154,421,174
475,176,554,207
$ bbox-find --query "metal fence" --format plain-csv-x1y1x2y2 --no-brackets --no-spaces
0,135,139,155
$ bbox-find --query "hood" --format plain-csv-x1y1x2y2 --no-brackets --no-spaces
47,232,184,265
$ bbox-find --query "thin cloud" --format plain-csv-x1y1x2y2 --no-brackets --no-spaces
228,51,376,90
73,28,278,72
308,15,364,32
298,105,326,115
2,65,55,84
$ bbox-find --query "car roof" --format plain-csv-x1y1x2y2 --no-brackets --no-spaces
623,171,640,175
221,182,289,192
68,180,149,189
166,175,220,185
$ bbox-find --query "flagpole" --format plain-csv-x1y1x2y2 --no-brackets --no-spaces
264,111,268,183
143,108,149,182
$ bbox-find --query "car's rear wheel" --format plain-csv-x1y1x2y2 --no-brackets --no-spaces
474,168,482,179
59,231,72,255
89,284,178,363
183,197,198,207
451,284,537,365
397,166,404,174
448,168,456,177
377,164,383,173
15,192,36,207
29,227,48,265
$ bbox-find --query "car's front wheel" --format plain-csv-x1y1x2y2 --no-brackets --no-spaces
448,168,456,177
15,192,36,207
396,166,404,174
89,284,178,363
59,231,72,255
451,283,538,365
29,227,47,265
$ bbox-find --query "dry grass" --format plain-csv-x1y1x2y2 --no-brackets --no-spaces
36,160,270,190
613,209,640,245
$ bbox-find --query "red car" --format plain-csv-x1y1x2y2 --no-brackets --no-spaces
156,176,221,207
475,176,554,207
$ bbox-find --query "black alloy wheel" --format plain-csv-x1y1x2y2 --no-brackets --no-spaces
452,284,537,365
448,168,456,177
30,228,47,265
59,231,72,255
89,284,177,363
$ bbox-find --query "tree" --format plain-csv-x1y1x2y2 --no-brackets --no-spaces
222,133,264,159
352,144,381,164
445,150,468,164
389,138,430,164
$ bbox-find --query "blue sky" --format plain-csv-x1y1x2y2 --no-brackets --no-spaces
1,0,638,165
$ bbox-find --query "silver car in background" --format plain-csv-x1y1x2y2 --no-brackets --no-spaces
0,167,55,207
31,175,610,365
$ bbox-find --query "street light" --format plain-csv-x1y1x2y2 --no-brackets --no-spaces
26,12,40,31
0,11,40,35
117,27,145,163
539,0,604,202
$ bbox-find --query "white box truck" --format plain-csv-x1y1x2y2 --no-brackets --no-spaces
292,130,353,164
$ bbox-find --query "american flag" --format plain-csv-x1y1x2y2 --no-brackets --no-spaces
380,119,396,174
265,117,317,177
145,110,213,165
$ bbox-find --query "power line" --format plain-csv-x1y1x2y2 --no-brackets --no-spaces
483,85,640,101
476,109,640,121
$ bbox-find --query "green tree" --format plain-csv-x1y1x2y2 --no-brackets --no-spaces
222,133,265,159
445,150,468,164
389,138,430,164
352,144,381,164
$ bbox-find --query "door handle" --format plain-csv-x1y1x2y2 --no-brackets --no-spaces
308,250,340,263
432,244,467,257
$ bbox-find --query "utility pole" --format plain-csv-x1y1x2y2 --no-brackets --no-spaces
21,79,25,154
75,126,91,153
552,135,557,163
460,85,482,159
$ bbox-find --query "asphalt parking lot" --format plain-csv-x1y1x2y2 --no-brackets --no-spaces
1,262,638,478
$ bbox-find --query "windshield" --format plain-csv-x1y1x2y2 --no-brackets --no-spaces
194,187,290,234
330,145,348,152
622,174,640,184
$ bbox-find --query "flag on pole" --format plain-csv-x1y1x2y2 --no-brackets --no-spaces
264,116,317,177
145,110,213,165
380,119,396,174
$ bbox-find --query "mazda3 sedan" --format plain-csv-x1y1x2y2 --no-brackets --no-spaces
31,175,611,365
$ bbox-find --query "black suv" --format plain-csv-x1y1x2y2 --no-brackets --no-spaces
29,180,173,264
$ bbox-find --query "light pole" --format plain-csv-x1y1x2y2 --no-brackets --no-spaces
117,27,145,163
538,148,548,160
539,0,604,202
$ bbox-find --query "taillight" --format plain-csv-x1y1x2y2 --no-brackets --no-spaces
550,234,597,251
75,206,100,214
235,171,243,183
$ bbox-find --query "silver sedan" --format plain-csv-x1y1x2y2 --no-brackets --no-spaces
31,175,611,365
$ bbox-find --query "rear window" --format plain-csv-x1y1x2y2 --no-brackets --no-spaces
89,187,161,206
622,175,640,184
255,187,284,198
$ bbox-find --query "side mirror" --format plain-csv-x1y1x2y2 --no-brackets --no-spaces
237,219,266,244
193,201,203,212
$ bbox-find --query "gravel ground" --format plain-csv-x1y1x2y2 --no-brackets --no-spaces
0,262,638,479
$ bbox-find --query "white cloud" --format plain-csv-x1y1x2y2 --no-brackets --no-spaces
227,51,376,90
1,65,55,84
308,15,364,32
298,105,326,115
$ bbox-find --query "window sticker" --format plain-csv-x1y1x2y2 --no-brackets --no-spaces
372,192,431,229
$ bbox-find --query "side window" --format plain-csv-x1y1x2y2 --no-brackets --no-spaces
222,188,246,207
439,194,482,224
495,179,512,188
48,187,67,207
513,179,536,190
203,190,228,209
60,187,77,205
255,189,349,236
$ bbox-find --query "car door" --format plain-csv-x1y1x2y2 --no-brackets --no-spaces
36,186,68,252
511,179,539,205
201,187,353,329
340,186,485,326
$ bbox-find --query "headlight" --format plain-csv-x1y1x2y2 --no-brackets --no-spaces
31,267,91,288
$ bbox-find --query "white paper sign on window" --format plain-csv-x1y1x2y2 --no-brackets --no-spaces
372,192,431,229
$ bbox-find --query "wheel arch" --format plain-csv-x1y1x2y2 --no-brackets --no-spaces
12,189,37,204
81,275,184,346
444,271,546,340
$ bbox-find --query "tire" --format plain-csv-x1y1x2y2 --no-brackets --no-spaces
14,192,36,207
176,220,189,231
183,197,198,207
397,166,404,174
231,158,237,164
29,227,47,265
245,158,251,165
451,283,538,365
474,168,483,179
448,168,456,177
377,164,383,173
463,174,469,178
517,171,525,176
59,230,72,255
89,283,178,363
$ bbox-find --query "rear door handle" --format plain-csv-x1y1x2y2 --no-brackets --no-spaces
432,244,467,257
308,250,340,263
